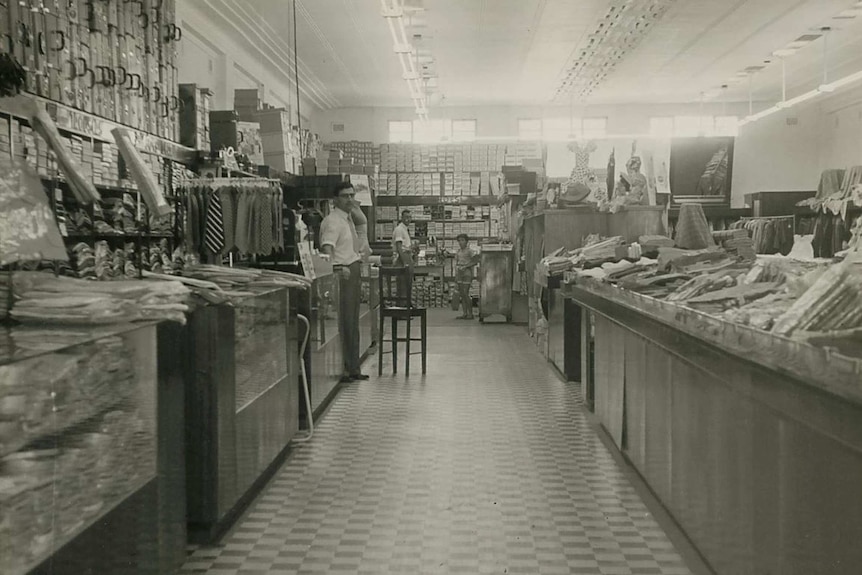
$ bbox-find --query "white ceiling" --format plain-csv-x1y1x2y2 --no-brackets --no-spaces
244,0,862,109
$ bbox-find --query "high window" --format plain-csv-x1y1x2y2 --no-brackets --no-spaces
452,119,477,142
518,119,542,140
388,120,413,143
650,116,739,137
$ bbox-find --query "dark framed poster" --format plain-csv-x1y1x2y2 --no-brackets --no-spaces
669,137,734,205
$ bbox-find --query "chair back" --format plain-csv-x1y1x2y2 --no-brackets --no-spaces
378,266,413,310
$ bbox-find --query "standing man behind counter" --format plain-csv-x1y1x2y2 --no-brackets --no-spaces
319,181,370,383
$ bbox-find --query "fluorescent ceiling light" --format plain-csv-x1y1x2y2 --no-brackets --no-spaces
741,68,862,126
822,69,862,90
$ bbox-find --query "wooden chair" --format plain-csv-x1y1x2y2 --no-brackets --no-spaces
378,266,427,376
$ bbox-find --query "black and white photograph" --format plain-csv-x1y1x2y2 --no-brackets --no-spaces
1,1,862,573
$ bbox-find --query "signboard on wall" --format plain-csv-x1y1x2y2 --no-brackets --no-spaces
350,174,373,206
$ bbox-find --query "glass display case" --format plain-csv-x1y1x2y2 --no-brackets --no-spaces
231,288,290,412
312,273,340,352
0,323,158,575
184,289,298,544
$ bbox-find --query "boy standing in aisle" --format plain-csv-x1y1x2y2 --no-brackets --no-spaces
320,182,369,383
454,234,479,320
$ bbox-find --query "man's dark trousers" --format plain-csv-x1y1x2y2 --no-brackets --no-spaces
338,261,362,375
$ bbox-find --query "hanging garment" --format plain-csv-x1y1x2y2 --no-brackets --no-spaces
204,189,226,255
220,187,237,253
257,190,274,255
235,189,251,254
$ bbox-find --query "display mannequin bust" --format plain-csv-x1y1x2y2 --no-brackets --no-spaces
614,156,648,206
562,140,598,204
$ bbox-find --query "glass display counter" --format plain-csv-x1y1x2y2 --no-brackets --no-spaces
185,288,299,544
307,273,343,414
295,267,377,421
232,289,290,412
0,323,158,575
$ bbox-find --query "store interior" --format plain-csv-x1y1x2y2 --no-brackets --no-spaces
2,0,862,574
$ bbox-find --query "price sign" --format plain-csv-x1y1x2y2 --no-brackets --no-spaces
0,157,68,265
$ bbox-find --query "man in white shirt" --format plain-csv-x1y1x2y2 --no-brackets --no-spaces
391,210,414,297
392,210,413,267
319,181,369,382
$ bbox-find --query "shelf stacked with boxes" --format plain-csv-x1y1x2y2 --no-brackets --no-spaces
1,108,188,281
374,142,544,309
178,84,213,151
304,147,379,177
256,107,300,175
3,0,181,139
326,140,380,167
204,89,320,177
210,110,264,166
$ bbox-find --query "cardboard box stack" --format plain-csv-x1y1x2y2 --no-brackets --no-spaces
314,148,344,175
327,141,380,166
178,83,213,150
210,110,264,165
411,276,449,308
234,89,263,122
256,108,297,173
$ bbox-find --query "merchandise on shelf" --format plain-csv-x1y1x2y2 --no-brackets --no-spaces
561,234,862,341
0,323,158,575
178,84,214,151
175,179,284,259
3,0,180,139
5,271,190,325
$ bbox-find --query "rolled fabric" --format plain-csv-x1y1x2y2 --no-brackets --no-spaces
26,101,100,204
674,203,715,250
112,128,172,218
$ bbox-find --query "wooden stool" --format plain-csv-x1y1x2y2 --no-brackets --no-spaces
378,266,427,376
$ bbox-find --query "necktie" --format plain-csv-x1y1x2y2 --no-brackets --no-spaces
204,189,225,255
258,190,273,254
235,190,250,254
348,214,360,256
220,187,236,252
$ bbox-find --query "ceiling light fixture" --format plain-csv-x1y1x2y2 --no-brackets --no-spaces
381,0,428,119
554,0,677,101
739,69,862,126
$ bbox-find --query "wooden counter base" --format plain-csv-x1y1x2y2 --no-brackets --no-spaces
566,284,862,575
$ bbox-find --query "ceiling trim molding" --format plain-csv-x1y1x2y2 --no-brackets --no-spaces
232,1,342,108
295,0,364,99
340,0,386,79
197,0,339,109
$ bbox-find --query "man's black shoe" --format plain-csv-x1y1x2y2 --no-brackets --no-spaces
350,373,370,381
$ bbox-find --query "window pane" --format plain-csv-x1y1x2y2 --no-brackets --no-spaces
542,117,576,141
674,115,713,136
389,120,412,143
413,119,452,144
518,119,542,140
582,117,607,138
650,117,674,137
452,119,477,142
714,116,739,136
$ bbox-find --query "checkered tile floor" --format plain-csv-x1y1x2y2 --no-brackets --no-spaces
182,310,696,575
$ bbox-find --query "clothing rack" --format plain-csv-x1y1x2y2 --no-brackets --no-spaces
174,178,285,262
731,215,795,255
